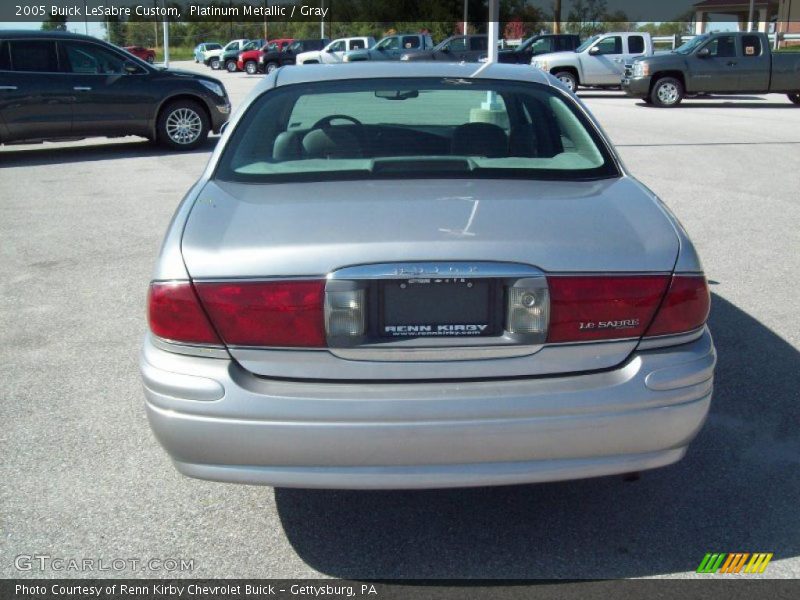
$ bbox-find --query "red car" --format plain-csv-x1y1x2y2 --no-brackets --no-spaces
237,38,294,74
125,46,156,63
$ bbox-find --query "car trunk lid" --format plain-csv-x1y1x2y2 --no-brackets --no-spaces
180,177,679,380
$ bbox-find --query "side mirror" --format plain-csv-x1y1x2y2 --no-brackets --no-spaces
378,46,386,51
697,47,710,58
589,46,600,55
441,46,450,53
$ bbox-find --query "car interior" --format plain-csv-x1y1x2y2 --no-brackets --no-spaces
222,85,608,178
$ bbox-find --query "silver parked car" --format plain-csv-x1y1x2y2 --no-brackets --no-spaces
142,62,715,489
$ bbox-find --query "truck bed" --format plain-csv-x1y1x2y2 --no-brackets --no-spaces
770,52,800,92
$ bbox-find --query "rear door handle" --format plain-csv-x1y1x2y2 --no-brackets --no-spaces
727,61,738,66
0,85,18,91
73,86,92,91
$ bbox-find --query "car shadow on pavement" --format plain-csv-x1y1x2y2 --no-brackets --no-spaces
0,137,218,167
275,293,800,578
637,99,797,109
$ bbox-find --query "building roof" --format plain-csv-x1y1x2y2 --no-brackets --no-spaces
693,0,777,9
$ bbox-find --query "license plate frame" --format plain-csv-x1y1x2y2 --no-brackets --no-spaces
378,277,500,339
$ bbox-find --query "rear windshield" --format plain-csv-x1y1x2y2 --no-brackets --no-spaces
215,77,619,183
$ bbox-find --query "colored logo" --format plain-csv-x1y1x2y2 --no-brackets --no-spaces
697,553,773,574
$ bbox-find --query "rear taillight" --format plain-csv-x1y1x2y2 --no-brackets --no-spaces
194,280,326,347
644,275,710,337
547,276,670,343
148,282,222,345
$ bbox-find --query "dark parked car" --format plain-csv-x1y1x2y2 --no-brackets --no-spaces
623,31,800,107
259,39,329,73
497,34,581,64
221,39,265,72
0,31,230,149
124,45,156,64
401,35,488,62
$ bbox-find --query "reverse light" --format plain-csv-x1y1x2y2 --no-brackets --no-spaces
325,284,367,338
506,280,549,340
194,280,326,347
148,281,222,345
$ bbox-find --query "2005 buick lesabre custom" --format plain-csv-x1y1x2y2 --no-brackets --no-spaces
141,62,715,489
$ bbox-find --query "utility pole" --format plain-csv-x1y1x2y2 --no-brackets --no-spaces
163,19,170,68
748,0,755,31
153,1,159,50
487,0,499,62
263,0,268,41
553,0,562,34
463,0,468,35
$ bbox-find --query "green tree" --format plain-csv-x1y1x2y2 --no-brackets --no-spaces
41,13,67,31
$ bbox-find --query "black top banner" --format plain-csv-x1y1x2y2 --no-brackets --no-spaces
2,1,795,24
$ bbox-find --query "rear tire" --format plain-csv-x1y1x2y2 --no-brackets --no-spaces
225,59,238,73
651,77,684,107
265,61,279,74
553,70,578,92
245,60,258,75
789,93,800,105
157,99,209,151
209,58,220,70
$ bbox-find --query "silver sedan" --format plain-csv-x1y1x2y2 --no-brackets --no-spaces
141,62,715,489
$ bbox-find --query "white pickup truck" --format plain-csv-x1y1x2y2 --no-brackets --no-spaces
296,37,376,65
532,32,654,91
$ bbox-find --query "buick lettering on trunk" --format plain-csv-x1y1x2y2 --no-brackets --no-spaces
141,62,716,490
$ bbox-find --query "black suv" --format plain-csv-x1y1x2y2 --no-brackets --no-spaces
497,34,581,64
0,31,230,150
259,39,329,73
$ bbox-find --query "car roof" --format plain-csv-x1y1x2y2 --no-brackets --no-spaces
0,30,100,41
272,61,553,88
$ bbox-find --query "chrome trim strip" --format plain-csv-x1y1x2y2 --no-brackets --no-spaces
182,271,673,284
151,336,230,359
330,345,542,362
191,275,326,283
328,261,545,280
636,327,705,351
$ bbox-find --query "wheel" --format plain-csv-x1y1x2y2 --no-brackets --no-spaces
209,58,220,70
265,61,278,74
789,93,800,105
225,60,238,73
553,71,578,92
147,55,155,64
651,77,684,107
245,60,258,75
157,100,209,151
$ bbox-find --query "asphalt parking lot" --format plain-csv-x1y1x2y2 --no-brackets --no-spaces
1,61,798,579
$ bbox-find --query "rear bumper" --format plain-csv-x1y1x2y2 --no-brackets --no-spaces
622,76,652,97
141,329,715,489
